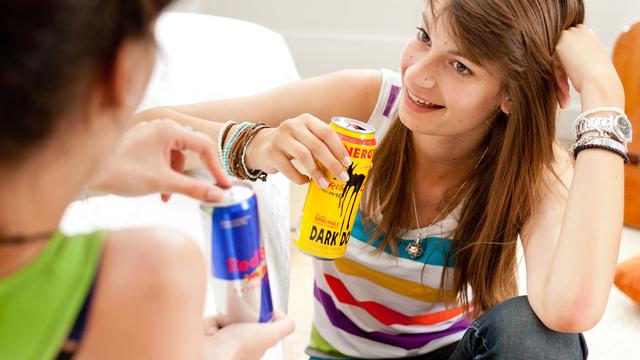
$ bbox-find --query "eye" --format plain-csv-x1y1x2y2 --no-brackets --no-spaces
451,60,472,76
415,27,431,45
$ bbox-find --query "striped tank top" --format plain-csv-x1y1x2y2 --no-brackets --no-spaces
306,69,470,359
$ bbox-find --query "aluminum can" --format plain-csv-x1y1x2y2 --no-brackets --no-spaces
295,117,376,260
200,183,273,325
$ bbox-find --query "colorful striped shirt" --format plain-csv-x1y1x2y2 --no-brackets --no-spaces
306,70,470,359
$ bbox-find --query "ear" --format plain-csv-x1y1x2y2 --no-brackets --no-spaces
110,39,152,110
499,97,512,115
552,54,571,109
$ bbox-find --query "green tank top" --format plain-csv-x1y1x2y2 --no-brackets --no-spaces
0,231,106,360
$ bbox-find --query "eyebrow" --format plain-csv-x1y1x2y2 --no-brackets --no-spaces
448,50,468,58
422,9,472,61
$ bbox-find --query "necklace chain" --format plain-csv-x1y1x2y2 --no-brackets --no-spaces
408,147,488,259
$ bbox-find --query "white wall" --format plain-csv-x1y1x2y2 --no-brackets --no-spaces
172,0,422,76
174,0,640,77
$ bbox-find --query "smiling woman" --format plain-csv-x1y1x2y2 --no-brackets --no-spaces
135,0,628,358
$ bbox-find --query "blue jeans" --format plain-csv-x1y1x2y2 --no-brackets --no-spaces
445,296,588,359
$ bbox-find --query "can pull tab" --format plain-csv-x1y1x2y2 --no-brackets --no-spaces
222,187,236,202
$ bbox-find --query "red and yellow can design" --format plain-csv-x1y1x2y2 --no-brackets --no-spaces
295,117,376,260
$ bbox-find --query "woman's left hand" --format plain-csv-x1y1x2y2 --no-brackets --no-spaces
554,24,624,109
89,119,232,202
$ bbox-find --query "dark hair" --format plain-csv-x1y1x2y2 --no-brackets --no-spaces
0,0,173,164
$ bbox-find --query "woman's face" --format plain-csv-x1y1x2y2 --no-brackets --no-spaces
399,10,507,138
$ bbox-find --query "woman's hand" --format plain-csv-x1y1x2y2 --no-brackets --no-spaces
245,114,352,188
90,119,232,202
554,25,624,110
202,311,294,360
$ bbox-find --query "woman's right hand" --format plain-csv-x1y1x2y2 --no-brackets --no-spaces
202,311,295,360
245,114,352,188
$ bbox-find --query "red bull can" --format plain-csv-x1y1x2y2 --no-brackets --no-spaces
200,183,273,325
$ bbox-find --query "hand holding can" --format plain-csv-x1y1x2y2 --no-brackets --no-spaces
295,117,376,260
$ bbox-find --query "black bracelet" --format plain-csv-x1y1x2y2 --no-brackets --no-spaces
573,143,630,163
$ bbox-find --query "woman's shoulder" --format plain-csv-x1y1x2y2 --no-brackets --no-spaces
75,228,205,358
98,227,206,305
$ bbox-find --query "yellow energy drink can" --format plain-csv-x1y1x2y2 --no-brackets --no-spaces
295,117,376,260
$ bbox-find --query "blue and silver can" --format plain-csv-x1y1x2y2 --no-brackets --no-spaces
200,183,273,325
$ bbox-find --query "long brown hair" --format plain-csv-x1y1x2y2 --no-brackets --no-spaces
364,0,584,314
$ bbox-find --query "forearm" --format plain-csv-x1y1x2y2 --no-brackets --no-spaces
541,85,625,331
133,70,380,129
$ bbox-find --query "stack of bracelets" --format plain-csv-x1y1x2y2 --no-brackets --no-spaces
570,107,633,163
218,121,269,181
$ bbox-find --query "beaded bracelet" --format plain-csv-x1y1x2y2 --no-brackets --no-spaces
228,123,269,181
228,123,255,178
217,120,236,165
222,122,252,176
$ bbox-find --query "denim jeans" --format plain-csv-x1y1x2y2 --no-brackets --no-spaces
430,296,588,359
395,296,588,360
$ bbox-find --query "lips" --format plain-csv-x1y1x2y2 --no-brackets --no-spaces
406,90,445,109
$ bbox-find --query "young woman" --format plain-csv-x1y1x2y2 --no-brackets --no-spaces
138,0,627,358
0,1,292,359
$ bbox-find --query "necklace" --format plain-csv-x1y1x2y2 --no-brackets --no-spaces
0,230,56,245
407,147,488,259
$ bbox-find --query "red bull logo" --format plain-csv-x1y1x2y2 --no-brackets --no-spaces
226,247,266,273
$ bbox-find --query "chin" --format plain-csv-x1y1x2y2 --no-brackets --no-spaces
397,107,442,135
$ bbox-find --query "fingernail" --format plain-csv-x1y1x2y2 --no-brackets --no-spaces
205,327,215,336
339,171,349,182
318,177,329,189
342,156,352,166
206,188,221,201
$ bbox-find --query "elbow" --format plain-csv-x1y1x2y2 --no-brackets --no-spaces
539,311,600,333
535,294,606,333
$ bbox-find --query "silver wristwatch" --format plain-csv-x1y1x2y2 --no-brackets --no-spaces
574,114,633,143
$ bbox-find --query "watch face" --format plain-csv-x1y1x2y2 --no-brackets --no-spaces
614,115,633,142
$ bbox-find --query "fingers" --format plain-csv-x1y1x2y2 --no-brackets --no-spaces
271,152,310,185
161,149,187,202
161,170,226,202
203,315,221,336
245,312,295,348
282,139,329,187
552,55,571,109
263,312,295,341
293,125,350,183
171,124,233,189
276,115,351,188
305,116,352,168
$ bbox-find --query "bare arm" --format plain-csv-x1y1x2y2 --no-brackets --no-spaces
134,69,381,133
75,229,206,359
522,25,625,333
134,69,382,186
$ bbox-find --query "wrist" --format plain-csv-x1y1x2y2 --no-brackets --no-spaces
579,80,625,113
244,127,269,171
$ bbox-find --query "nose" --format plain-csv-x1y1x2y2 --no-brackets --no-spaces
408,52,438,89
